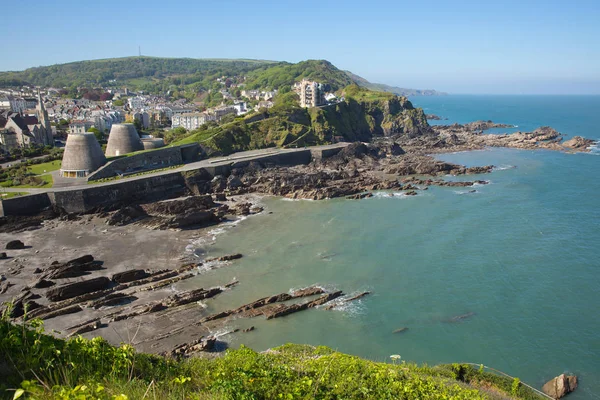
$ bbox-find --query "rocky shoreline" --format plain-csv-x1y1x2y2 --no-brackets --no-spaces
0,120,596,358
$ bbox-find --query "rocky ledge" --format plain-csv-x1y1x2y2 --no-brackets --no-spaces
418,123,595,153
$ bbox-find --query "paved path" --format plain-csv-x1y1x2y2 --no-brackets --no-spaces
0,143,348,196
0,154,52,169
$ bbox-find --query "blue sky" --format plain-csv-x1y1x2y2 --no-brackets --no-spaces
2,0,599,94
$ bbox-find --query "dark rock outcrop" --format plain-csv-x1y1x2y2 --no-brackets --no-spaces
6,240,25,250
46,277,111,302
164,287,223,308
264,291,343,320
563,136,595,150
106,205,146,226
46,259,103,279
32,278,55,289
167,336,216,358
205,254,243,263
67,320,101,337
111,269,150,284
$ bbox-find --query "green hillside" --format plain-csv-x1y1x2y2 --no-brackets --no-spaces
0,57,276,90
0,317,545,399
244,60,354,91
0,57,443,96
174,85,431,154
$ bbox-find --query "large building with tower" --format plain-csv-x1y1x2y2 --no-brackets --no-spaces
293,79,326,108
0,92,54,151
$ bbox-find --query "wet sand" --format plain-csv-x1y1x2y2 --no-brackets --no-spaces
0,195,265,355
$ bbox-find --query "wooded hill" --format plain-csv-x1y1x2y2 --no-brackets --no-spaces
0,57,444,96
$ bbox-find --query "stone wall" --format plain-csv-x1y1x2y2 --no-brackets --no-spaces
0,193,52,216
52,172,190,213
309,144,347,161
88,144,200,181
0,144,347,217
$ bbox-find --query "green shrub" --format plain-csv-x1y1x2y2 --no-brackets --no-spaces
0,310,544,400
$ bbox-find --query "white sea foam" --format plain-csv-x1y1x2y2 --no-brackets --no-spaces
320,290,371,316
370,191,415,199
454,190,479,195
472,180,490,186
493,164,516,171
285,284,368,316
288,283,332,295
185,216,248,254
281,197,315,202
587,141,600,154
317,251,337,261
196,259,231,274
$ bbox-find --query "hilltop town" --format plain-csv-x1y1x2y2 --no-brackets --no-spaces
0,76,334,148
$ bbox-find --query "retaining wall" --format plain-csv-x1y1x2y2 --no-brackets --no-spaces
88,144,201,181
0,144,348,217
0,193,53,216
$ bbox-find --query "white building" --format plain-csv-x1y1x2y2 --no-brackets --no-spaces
128,96,146,110
172,112,217,130
213,105,237,120
293,79,325,108
133,111,151,129
241,90,260,100
263,91,277,101
69,120,94,134
255,101,274,110
0,96,27,113
325,93,338,102
233,101,248,115
171,106,195,115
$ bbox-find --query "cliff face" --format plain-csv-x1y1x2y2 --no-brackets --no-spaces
309,95,431,142
182,93,431,155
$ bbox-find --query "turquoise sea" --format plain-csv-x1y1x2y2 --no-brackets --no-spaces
187,95,600,399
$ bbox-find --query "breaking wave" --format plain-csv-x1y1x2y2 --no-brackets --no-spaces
587,141,600,154
454,190,479,195
493,164,517,171
371,191,416,199
185,215,249,256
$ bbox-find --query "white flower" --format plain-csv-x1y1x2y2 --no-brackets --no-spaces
390,354,401,361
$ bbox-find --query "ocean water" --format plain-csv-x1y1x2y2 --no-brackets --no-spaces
185,95,600,399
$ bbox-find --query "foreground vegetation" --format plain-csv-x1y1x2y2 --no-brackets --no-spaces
0,310,545,400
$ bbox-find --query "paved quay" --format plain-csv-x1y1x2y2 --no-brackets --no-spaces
1,144,348,195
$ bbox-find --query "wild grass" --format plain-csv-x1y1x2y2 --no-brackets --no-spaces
0,306,546,400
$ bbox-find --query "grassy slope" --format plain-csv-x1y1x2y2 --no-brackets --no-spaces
0,318,545,400
12,174,53,189
173,85,429,153
0,192,28,199
26,160,61,175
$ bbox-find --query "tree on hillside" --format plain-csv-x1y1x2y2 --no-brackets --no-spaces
88,127,103,142
133,119,143,133
99,92,114,101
